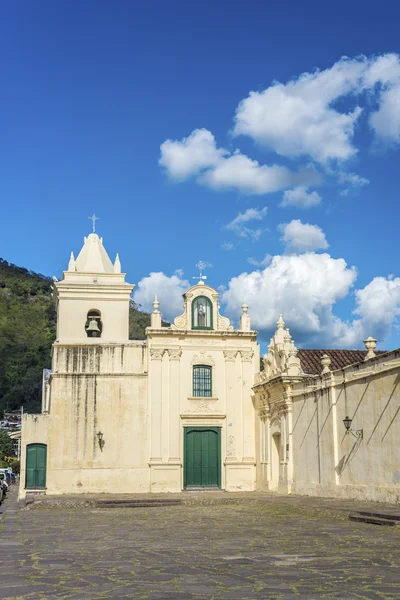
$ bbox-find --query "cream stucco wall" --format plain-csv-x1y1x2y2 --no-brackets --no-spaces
20,343,149,498
254,349,400,503
147,283,259,493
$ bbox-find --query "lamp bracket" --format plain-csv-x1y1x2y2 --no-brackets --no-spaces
345,429,363,439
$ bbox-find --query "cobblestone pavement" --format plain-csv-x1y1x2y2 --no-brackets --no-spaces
1,488,399,599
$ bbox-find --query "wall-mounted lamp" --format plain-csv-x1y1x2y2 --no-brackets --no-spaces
343,416,363,439
96,431,105,451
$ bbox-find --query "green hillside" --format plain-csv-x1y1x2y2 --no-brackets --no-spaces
0,259,167,414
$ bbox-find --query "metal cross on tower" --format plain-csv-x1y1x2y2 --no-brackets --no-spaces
88,213,100,233
193,260,208,282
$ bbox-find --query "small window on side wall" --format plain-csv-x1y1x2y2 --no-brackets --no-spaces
85,309,102,338
192,296,213,330
193,365,212,397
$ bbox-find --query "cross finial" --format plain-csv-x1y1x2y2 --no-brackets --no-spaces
193,260,209,284
88,213,100,233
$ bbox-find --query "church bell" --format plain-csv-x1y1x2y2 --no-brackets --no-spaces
87,318,101,337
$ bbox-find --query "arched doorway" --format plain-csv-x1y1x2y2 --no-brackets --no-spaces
271,433,281,489
25,443,47,489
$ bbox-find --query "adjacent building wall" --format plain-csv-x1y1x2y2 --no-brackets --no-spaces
255,350,400,503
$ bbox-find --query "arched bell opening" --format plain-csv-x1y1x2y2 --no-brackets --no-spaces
85,309,103,338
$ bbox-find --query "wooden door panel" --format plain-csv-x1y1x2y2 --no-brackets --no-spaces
184,428,220,488
25,444,47,489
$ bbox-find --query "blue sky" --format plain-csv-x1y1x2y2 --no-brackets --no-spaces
1,1,400,350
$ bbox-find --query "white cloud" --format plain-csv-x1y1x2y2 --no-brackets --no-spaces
247,254,272,267
233,53,400,162
222,253,400,348
159,54,400,203
338,172,369,187
221,241,234,251
369,85,400,144
160,129,320,195
281,186,321,208
365,53,400,144
221,253,357,344
133,271,189,322
333,276,400,346
226,207,267,240
159,129,226,180
233,56,367,163
200,152,319,195
279,219,329,253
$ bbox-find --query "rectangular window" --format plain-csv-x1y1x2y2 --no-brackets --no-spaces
193,365,212,397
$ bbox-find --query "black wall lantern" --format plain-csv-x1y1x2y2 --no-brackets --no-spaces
343,416,363,439
96,431,105,451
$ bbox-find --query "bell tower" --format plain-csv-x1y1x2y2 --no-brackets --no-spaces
54,231,134,343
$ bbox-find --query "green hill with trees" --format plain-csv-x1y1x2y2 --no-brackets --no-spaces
0,258,167,414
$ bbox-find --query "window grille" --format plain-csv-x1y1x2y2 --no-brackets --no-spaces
193,365,212,397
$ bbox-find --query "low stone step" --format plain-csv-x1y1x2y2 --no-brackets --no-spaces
349,513,397,526
96,499,182,508
97,502,181,509
355,510,400,521
96,498,182,504
184,487,225,492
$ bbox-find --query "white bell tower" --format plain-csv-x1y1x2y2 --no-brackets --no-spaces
54,226,134,344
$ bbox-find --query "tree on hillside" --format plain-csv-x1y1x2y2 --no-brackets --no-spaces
0,430,14,459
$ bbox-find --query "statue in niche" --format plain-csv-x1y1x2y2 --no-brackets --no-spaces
198,301,206,327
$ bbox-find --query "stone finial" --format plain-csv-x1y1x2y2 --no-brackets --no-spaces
68,252,76,272
113,253,121,274
276,314,285,329
321,353,332,374
151,295,162,328
363,336,377,360
240,300,251,331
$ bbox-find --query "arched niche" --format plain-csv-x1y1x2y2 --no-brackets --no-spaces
85,309,103,338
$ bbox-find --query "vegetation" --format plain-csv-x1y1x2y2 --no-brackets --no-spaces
0,258,168,414
10,459,20,475
0,430,14,462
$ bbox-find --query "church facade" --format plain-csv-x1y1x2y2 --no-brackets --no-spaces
19,233,259,497
19,233,400,503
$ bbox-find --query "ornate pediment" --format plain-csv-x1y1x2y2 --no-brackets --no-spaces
171,283,232,332
261,315,301,379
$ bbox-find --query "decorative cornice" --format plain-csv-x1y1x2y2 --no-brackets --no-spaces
147,329,257,338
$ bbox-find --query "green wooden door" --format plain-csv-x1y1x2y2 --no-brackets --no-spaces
26,444,47,488
184,427,221,488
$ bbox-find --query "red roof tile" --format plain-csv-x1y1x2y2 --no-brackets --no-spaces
297,349,386,376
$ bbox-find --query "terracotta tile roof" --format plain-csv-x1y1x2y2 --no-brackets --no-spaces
297,349,386,376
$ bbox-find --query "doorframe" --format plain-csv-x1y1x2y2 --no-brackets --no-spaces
183,426,221,489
